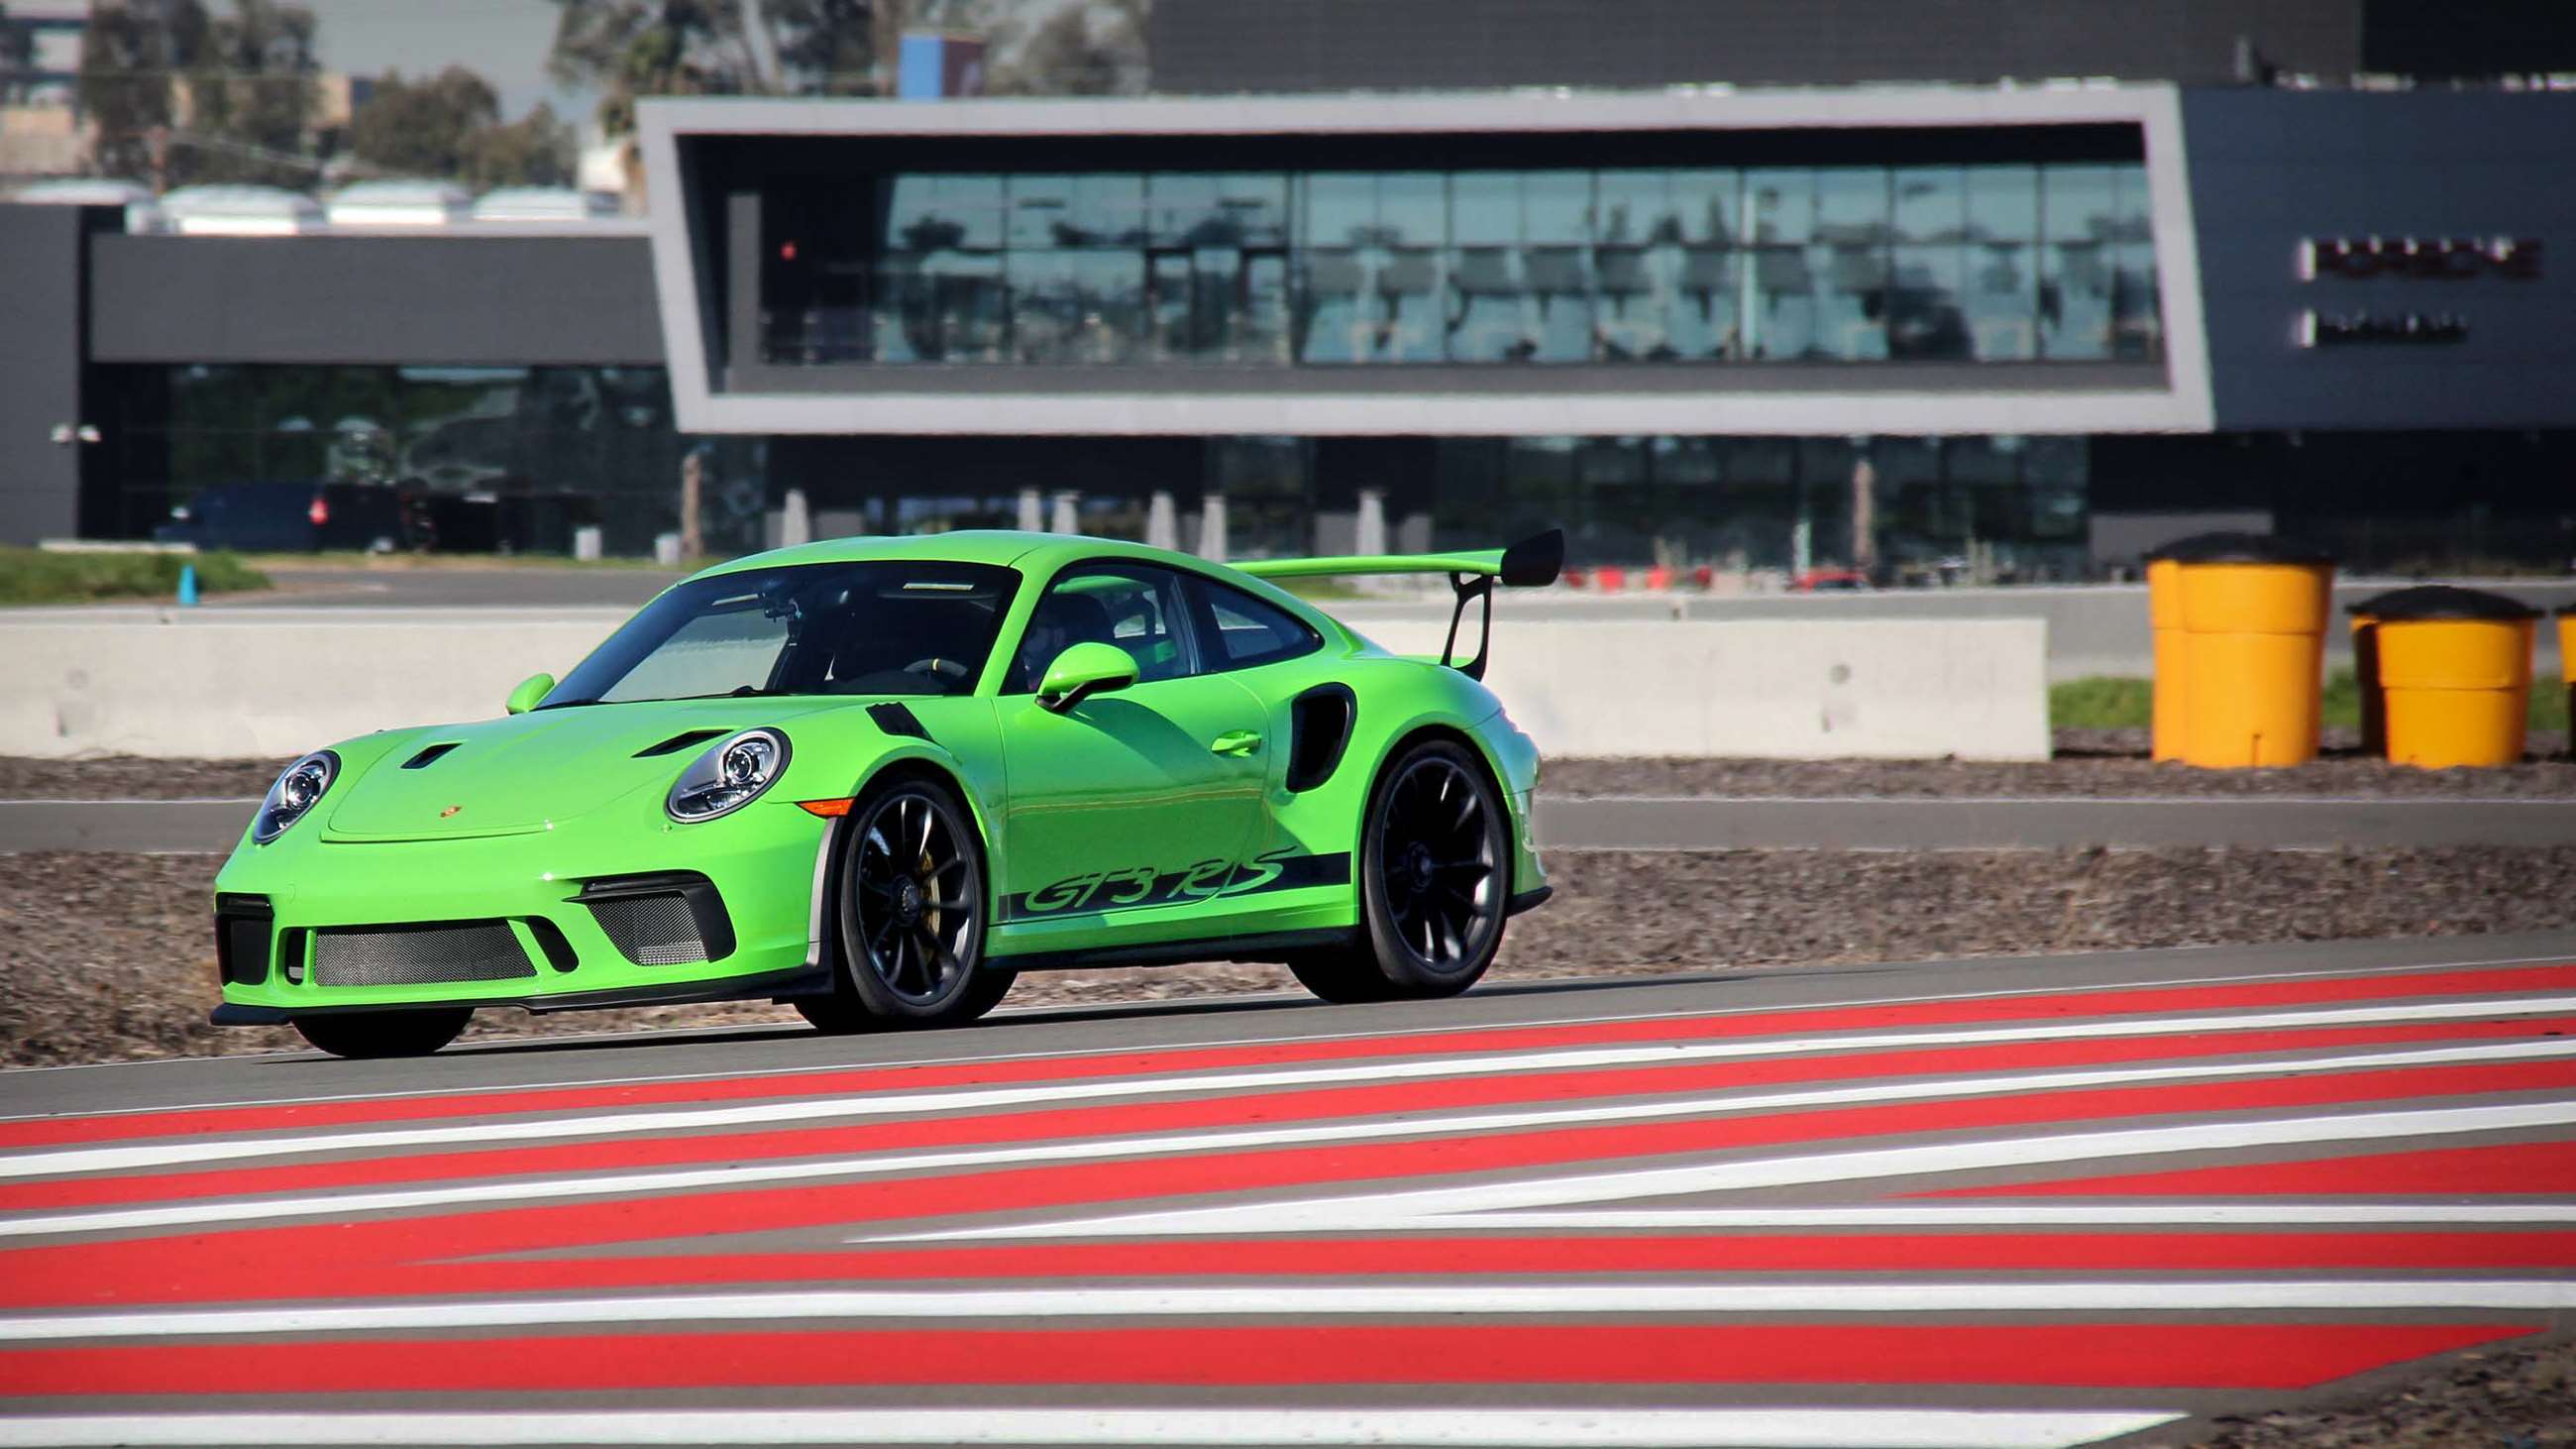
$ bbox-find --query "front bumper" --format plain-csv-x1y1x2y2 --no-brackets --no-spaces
210,795,833,1019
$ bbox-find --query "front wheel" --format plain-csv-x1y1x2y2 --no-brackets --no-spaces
1292,738,1510,1004
291,1008,472,1059
799,776,1014,1032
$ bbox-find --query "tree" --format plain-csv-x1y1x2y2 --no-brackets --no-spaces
175,0,321,185
987,0,1149,96
465,101,576,188
78,0,320,189
349,65,498,180
547,0,904,128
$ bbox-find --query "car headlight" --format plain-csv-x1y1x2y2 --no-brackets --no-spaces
667,727,791,824
253,749,339,844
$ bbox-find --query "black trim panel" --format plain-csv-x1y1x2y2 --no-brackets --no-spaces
1508,884,1555,916
996,927,1356,974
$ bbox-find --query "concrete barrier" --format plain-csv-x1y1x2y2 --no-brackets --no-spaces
0,612,2048,762
1359,617,2051,760
1,614,621,759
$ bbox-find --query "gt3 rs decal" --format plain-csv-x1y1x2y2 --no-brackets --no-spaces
1001,849,1351,922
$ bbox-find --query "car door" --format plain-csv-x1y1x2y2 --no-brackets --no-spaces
995,561,1269,924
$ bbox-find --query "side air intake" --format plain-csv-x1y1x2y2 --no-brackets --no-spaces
1286,684,1356,793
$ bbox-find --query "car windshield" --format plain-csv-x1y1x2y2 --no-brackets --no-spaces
542,560,1021,707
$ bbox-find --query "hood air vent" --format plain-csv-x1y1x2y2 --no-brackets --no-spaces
635,727,730,759
400,742,462,770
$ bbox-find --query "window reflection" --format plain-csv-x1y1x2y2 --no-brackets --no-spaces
757,158,2157,369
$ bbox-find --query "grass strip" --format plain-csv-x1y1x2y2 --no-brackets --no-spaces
0,548,269,606
2054,670,2572,733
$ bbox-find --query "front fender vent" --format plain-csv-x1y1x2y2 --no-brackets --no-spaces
635,727,730,758
401,742,461,770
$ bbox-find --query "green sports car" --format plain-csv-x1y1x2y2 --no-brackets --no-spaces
209,529,1561,1058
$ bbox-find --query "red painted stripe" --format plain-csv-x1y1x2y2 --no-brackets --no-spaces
7,1056,2572,1310
6,960,2568,1151
0,1323,2522,1396
12,1014,2566,1214
1925,1139,2576,1199
327,1231,2576,1299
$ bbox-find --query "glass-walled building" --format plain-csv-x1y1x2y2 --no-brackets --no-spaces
759,162,2158,371
641,86,2202,577
91,364,763,555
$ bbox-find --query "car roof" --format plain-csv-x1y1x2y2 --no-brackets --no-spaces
695,530,1238,583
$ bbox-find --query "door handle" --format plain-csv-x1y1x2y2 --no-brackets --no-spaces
1210,729,1263,757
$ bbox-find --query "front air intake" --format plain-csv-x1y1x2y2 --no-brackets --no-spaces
575,872,736,965
310,920,535,987
214,894,274,986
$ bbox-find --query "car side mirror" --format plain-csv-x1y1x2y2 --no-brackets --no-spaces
505,672,555,716
1036,642,1137,714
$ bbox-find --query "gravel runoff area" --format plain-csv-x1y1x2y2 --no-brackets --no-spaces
7,843,2575,1068
7,734,2573,803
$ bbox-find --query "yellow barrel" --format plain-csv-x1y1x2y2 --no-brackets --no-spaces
2348,606,2386,758
2562,605,2575,761
2154,533,2334,769
2357,586,2539,769
2145,557,2185,761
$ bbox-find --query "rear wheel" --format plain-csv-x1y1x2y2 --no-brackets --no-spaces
798,776,1013,1032
1291,738,1510,1004
291,1008,472,1059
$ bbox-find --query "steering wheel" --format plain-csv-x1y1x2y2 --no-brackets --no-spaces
902,657,971,683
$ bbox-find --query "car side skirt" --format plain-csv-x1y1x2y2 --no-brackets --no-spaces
208,962,836,1026
991,927,1357,974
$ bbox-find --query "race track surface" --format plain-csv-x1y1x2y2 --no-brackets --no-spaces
0,935,2572,1447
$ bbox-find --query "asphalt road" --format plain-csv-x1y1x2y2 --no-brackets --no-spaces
8,794,2574,855
1,935,2574,1447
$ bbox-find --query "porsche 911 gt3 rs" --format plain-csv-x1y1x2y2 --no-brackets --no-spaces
209,529,1561,1057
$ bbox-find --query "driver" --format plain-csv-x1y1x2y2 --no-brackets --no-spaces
1016,591,1116,691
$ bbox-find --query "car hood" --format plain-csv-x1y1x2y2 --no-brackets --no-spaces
322,698,859,842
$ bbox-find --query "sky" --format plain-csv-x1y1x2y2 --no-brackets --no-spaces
298,0,597,130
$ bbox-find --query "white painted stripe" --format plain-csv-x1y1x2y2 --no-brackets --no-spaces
1452,1204,2576,1227
9,992,2573,1182
0,1407,2185,1448
12,1038,2571,1239
2,944,2550,1095
892,1099,2576,1240
4,1280,2572,1342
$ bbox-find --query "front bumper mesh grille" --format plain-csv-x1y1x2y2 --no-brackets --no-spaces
310,920,535,987
588,893,710,965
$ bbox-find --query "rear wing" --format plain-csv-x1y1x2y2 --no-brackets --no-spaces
1237,529,1563,681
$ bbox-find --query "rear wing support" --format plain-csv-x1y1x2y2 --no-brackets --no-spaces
1442,571,1497,680
1237,528,1563,680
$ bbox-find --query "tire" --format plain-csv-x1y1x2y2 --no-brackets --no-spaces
1284,948,1397,1004
1292,737,1510,1004
799,774,1012,1031
291,1008,472,1059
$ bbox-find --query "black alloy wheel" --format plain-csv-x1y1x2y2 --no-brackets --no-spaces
291,1007,474,1059
1289,738,1509,1004
800,777,1013,1030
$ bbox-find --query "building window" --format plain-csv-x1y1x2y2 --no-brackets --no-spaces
755,156,2156,371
